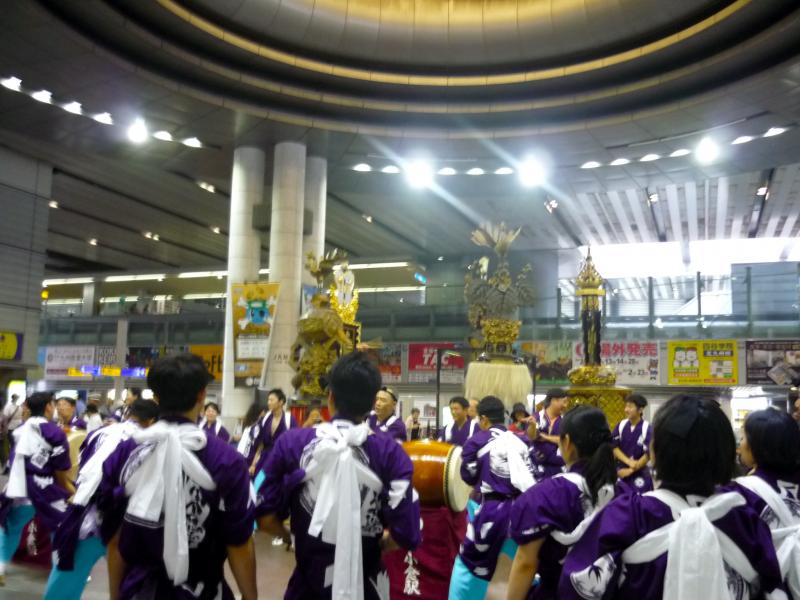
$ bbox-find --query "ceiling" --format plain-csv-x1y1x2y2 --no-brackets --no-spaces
0,0,798,280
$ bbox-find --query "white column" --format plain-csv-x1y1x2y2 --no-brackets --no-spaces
265,141,306,394
302,156,327,286
222,146,265,419
114,319,128,404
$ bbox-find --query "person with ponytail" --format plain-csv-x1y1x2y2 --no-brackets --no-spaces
507,405,617,600
559,394,784,600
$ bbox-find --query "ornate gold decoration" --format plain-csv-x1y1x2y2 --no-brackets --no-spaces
567,387,631,428
481,318,521,347
568,365,617,387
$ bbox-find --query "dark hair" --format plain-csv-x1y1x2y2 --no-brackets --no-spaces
129,387,142,399
744,409,800,478
57,396,77,406
449,396,469,409
561,405,616,504
411,408,420,415
267,388,286,404
478,396,505,424
653,394,736,497
147,353,213,414
85,404,99,415
204,402,220,413
627,394,648,410
26,392,54,417
242,402,263,429
379,386,398,403
544,388,567,408
328,352,382,420
129,398,159,423
511,402,530,420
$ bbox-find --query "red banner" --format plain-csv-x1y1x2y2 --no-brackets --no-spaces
407,343,465,384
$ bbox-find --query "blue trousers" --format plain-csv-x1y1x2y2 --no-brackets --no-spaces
0,504,36,566
466,498,517,559
44,535,106,600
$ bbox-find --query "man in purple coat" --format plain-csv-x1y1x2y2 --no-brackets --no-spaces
96,353,257,600
56,396,87,430
527,389,567,480
251,388,297,480
0,392,74,586
611,394,653,494
256,352,421,599
368,386,407,442
439,396,479,446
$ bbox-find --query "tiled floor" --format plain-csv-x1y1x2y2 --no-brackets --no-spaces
0,534,511,599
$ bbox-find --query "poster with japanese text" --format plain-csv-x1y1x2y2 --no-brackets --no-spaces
572,341,659,385
745,340,800,385
519,341,573,385
44,346,96,379
407,342,465,384
365,343,403,384
230,282,280,387
667,340,738,386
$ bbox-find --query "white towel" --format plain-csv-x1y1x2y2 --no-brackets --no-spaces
7,417,50,499
124,421,216,586
477,429,536,493
72,422,139,507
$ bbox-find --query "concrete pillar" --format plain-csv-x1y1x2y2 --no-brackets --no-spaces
302,156,327,286
265,142,306,394
81,282,98,317
222,147,265,419
114,319,128,404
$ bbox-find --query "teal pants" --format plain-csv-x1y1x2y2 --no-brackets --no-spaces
44,535,106,600
0,504,36,565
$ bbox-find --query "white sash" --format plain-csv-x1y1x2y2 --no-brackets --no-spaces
7,417,51,499
477,429,535,493
73,422,139,506
621,489,755,600
303,421,381,600
550,472,614,546
236,423,257,458
198,418,221,437
617,419,650,449
124,421,216,586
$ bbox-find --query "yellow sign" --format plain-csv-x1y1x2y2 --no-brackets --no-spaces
101,366,122,377
189,344,223,381
0,332,22,361
667,340,738,386
230,282,280,387
67,368,90,378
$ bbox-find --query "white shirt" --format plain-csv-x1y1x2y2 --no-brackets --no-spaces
86,413,104,433
3,398,24,431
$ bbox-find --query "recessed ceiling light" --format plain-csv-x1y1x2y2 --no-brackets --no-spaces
127,118,148,143
92,112,113,125
437,256,444,261
494,167,513,175
0,76,22,91
353,163,371,172
152,234,160,241
437,167,456,176
519,158,546,187
362,214,373,223
182,137,202,148
648,193,659,203
610,158,630,166
732,135,753,145
48,200,58,209
670,149,691,157
143,231,153,239
764,127,786,137
544,198,558,213
694,137,720,164
197,181,216,193
381,165,400,174
211,226,221,234
640,154,660,162
62,101,82,115
580,161,601,169
467,167,485,176
153,130,172,141
88,238,98,246
756,186,768,196
31,90,52,104
406,160,434,188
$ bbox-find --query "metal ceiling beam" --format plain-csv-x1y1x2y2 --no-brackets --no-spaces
714,177,729,240
748,168,776,238
645,187,667,242
763,164,798,238
624,189,654,243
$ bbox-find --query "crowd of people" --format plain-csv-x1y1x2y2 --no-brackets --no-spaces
0,352,798,599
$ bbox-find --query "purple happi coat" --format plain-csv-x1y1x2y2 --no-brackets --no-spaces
201,419,231,443
255,417,421,599
236,421,262,465
558,489,785,600
253,410,298,474
439,419,478,447
367,411,408,442
0,419,71,532
611,418,653,494
95,417,255,600
459,425,536,580
530,410,565,480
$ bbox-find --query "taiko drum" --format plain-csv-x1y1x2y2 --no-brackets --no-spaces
402,439,471,512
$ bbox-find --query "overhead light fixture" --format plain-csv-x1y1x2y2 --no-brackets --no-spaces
764,127,786,137
31,90,52,104
580,161,601,169
105,274,167,282
353,163,371,172
153,130,172,141
610,158,630,166
362,214,373,223
152,234,160,241
466,167,484,176
182,137,202,148
756,186,768,197
648,193,659,204
670,149,691,157
544,198,558,213
519,158,546,187
211,226,221,234
92,112,113,125
381,165,400,174
694,137,720,164
42,277,94,286
48,200,58,209
406,160,434,188
1,76,22,91
197,181,216,193
183,293,226,300
99,296,139,304
732,135,753,145
178,271,227,279
358,285,425,293
143,231,152,239
654,317,664,329
88,238,98,246
349,262,410,270
494,167,513,175
437,256,444,261
258,268,271,275
62,101,82,115
127,118,148,143
640,154,660,162
437,167,456,176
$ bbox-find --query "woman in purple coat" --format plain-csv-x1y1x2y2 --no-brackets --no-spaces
507,405,618,600
199,402,230,443
559,394,785,600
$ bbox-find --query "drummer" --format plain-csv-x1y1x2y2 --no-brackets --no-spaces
368,386,407,442
439,396,478,446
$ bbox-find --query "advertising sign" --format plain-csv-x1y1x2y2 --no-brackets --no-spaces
745,340,800,385
44,346,96,379
365,343,403,384
0,332,23,361
230,282,280,387
189,344,224,382
573,341,659,386
519,341,573,385
667,340,738,386
407,343,465,384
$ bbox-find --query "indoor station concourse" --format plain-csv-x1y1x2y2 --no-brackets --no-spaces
1,1,800,599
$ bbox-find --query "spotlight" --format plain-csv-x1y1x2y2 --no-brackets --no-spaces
610,158,630,166
732,135,753,145
406,160,434,188
518,158,546,187
694,137,719,164
197,181,216,193
182,137,202,148
648,193,659,204
362,214,373,223
92,112,113,125
211,226,221,234
756,186,768,197
153,131,173,141
669,149,691,157
437,256,444,261
48,200,58,209
494,167,513,175
353,163,371,172
544,198,558,213
466,167,484,176
88,238,98,246
381,165,400,174
127,118,148,144
764,127,786,137
640,154,660,162
31,90,52,104
152,234,160,242
62,101,82,115
0,76,22,91
437,167,456,176
580,161,601,169
143,231,153,239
